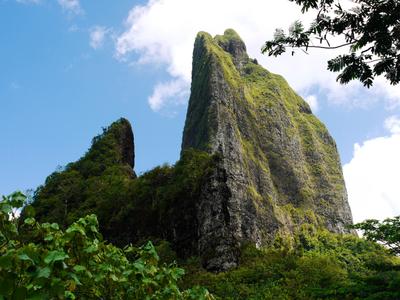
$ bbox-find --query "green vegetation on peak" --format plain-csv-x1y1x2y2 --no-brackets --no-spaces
183,29,354,270
214,28,245,46
195,31,213,41
80,117,135,172
223,28,242,39
25,118,135,229
194,28,249,75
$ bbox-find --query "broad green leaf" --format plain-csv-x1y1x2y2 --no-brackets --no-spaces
110,274,119,282
0,203,12,214
36,267,51,279
18,253,33,263
44,235,53,242
24,218,35,225
44,251,69,264
50,223,59,230
84,244,98,253
69,273,81,285
64,291,76,300
72,265,86,272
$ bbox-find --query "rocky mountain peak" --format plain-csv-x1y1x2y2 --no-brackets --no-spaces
88,117,135,170
182,29,354,270
214,29,249,69
108,117,135,169
28,29,354,273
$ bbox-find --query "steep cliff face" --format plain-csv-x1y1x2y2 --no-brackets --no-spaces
182,29,353,270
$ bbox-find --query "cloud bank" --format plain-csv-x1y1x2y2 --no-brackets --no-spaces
344,116,400,223
115,0,400,112
305,95,319,113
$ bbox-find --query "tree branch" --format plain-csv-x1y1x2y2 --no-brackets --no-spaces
305,42,356,49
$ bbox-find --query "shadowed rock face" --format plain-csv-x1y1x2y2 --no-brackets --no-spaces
182,29,354,271
111,118,135,170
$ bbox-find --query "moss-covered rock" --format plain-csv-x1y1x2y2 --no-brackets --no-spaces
181,29,354,271
27,29,354,273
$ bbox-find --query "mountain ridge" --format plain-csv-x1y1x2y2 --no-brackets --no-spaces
26,29,354,272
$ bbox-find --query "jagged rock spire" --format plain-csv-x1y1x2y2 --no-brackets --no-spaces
182,29,353,270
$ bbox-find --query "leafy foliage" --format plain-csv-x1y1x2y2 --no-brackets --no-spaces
28,118,135,229
262,0,400,87
182,225,400,299
351,216,400,255
24,115,216,249
0,192,213,299
24,135,217,255
104,149,217,251
7,192,400,299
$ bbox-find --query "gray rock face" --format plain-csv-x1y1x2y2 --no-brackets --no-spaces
182,29,354,271
114,118,135,170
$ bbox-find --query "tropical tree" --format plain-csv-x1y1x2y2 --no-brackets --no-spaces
262,0,400,87
351,216,400,255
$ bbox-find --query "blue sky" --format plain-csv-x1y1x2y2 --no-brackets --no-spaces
1,0,185,194
1,0,400,222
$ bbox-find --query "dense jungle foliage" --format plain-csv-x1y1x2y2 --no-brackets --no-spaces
181,225,400,299
2,192,400,299
0,192,212,299
7,119,400,299
27,119,217,249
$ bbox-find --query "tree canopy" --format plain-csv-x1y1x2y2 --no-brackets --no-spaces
351,216,400,255
262,0,400,87
0,192,212,299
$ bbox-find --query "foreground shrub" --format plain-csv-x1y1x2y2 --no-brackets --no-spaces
0,192,212,299
182,225,400,300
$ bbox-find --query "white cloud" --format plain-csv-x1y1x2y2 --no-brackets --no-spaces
58,0,82,15
148,79,189,111
304,94,318,112
344,117,400,223
115,0,400,112
385,116,400,134
89,26,109,50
